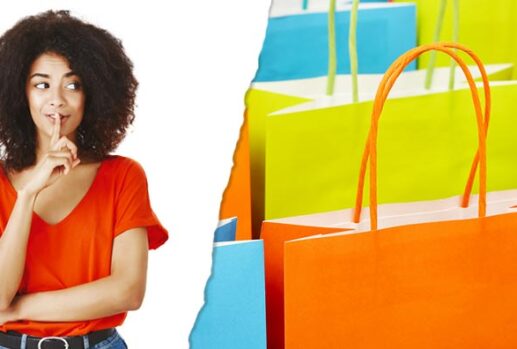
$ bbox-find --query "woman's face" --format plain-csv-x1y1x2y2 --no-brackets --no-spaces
25,52,85,144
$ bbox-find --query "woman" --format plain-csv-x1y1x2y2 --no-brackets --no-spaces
0,10,168,349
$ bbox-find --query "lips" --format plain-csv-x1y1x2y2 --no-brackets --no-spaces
45,112,70,124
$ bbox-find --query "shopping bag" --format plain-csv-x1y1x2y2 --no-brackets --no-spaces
260,222,347,349
263,71,517,221
189,239,266,349
213,217,237,242
283,43,517,349
394,0,517,79
219,110,252,240
254,2,416,82
222,0,515,238
262,42,517,349
264,191,517,349
246,62,513,236
284,210,517,348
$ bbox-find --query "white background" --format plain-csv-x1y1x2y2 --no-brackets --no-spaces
0,1,270,347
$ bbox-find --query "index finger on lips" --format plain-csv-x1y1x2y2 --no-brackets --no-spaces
50,113,61,150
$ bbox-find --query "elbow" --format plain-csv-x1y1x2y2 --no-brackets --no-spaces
126,295,144,311
120,283,145,311
125,291,144,311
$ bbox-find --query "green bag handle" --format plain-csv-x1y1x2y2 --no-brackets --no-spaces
349,0,359,102
424,0,460,90
327,0,337,95
327,0,360,101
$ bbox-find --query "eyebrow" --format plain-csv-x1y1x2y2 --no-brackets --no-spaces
29,71,78,79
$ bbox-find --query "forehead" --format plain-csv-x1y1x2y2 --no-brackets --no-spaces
29,53,73,75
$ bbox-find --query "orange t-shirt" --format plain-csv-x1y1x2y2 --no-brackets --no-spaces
0,155,168,336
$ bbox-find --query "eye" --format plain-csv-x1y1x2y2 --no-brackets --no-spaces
34,82,49,89
65,81,82,90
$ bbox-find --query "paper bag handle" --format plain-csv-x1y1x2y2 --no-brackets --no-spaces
327,0,337,95
348,0,359,102
425,0,460,90
353,42,491,222
327,0,359,100
352,43,490,230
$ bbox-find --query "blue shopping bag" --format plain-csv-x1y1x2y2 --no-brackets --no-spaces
189,239,266,349
254,2,416,81
213,217,237,242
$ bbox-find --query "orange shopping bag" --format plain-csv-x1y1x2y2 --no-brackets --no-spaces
260,222,346,349
283,43,517,348
262,42,504,349
219,109,252,240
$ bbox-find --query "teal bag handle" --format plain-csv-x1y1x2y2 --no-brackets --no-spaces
424,0,460,90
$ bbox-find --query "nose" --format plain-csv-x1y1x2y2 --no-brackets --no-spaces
49,87,66,108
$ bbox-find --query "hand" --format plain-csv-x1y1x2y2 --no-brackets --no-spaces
21,114,81,196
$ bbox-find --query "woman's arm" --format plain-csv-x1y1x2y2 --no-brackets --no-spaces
0,190,37,310
0,121,79,310
6,227,149,322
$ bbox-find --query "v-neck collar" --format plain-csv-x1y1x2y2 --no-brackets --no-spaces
0,160,107,227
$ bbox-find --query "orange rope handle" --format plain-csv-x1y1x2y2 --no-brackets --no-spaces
370,44,488,228
354,44,491,223
352,43,489,230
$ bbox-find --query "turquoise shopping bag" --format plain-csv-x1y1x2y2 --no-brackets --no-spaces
254,2,416,81
190,220,266,349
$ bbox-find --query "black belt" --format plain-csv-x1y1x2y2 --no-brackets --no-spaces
0,328,115,349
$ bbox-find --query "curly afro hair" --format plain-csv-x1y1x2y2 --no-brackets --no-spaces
0,10,138,171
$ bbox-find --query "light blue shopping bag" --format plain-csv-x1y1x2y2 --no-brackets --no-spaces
213,217,238,242
254,2,416,81
190,235,266,349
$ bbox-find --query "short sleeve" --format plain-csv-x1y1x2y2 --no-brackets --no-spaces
0,165,15,239
113,159,168,250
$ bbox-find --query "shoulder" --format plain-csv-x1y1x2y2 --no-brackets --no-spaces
102,155,148,188
103,155,146,176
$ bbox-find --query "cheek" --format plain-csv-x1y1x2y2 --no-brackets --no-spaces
25,92,46,128
70,95,86,127
72,93,86,113
26,90,42,113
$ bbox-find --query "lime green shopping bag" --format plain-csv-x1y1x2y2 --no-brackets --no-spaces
263,79,517,220
247,64,512,233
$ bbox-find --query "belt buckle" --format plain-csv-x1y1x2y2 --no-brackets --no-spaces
37,336,70,349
